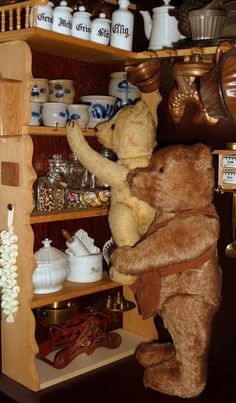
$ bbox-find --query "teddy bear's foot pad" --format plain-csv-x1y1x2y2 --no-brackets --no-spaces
136,342,175,368
143,359,205,398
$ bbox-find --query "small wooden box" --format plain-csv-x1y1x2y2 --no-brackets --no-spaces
0,78,23,136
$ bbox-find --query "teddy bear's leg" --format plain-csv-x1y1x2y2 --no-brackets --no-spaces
136,341,175,368
108,203,140,285
143,294,217,398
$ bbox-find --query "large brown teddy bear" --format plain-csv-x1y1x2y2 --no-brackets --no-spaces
66,100,159,284
111,143,222,398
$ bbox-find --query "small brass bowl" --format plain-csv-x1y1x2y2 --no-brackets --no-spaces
36,300,75,324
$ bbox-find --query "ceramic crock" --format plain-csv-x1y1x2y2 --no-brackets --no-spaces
33,238,69,294
108,71,140,108
48,79,75,103
30,78,49,103
80,95,117,128
67,104,89,128
41,102,68,127
30,102,42,126
66,249,103,283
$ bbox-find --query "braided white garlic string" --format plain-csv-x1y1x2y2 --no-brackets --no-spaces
0,205,20,323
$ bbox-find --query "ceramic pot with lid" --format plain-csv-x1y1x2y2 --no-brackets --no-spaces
71,5,92,40
30,1,54,30
52,0,72,35
90,12,111,45
32,238,69,294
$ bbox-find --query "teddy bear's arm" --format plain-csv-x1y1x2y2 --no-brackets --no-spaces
111,215,219,275
66,121,128,188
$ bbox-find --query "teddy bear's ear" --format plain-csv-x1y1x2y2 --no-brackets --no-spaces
193,143,212,171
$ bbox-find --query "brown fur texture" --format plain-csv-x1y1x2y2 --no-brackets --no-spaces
111,143,222,398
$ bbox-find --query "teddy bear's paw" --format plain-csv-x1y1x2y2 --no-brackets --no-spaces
135,342,175,368
143,360,205,398
66,119,77,129
109,266,137,285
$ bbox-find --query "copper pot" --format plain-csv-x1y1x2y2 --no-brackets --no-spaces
200,42,236,123
127,58,161,93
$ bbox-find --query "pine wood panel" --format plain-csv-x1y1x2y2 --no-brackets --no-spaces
0,41,40,391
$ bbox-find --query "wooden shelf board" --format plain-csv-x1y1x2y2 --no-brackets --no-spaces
29,206,108,224
28,126,96,137
36,328,147,389
0,29,140,63
31,273,120,308
0,29,219,64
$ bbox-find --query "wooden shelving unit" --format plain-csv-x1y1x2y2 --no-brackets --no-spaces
29,206,108,224
31,273,119,308
0,13,220,392
28,126,96,137
0,28,219,64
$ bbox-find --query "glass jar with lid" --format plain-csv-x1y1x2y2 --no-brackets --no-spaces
48,153,68,187
65,153,86,208
36,169,65,212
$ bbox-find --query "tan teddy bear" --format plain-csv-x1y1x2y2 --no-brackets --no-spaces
66,100,159,285
111,143,222,398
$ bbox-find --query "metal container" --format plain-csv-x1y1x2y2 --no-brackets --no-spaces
36,300,74,324
188,8,226,40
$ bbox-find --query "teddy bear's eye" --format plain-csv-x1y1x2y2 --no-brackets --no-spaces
159,166,164,173
111,123,115,130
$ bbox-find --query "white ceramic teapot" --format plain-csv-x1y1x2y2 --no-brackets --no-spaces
140,0,183,50
71,5,92,40
90,12,111,45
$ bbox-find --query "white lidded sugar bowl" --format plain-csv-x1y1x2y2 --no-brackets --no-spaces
90,12,111,45
71,5,91,40
33,238,69,294
30,1,54,30
52,0,72,35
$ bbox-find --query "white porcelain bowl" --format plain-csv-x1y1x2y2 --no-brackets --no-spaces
42,102,68,127
80,95,117,128
67,104,90,128
66,250,103,283
48,79,75,103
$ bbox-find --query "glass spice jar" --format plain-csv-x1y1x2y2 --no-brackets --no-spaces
36,170,65,212
48,153,68,187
